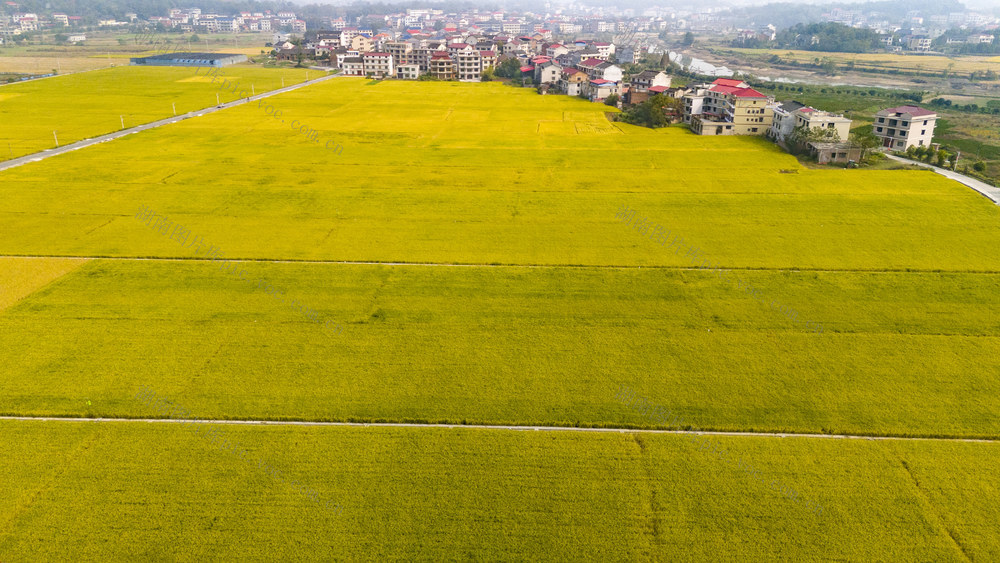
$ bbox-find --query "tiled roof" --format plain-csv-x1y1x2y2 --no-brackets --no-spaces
883,105,936,117
712,78,745,87
710,84,767,98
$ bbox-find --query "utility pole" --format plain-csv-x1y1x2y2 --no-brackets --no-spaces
281,77,284,87
251,84,255,95
53,131,59,147
172,102,176,116
216,92,220,105
120,115,125,129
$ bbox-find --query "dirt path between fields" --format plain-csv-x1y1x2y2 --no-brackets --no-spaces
1,416,996,444
2,254,999,274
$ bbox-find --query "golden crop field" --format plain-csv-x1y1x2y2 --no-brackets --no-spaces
728,47,1000,74
0,32,271,74
0,66,313,159
2,75,999,559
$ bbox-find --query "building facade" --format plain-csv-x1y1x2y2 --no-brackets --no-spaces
873,106,937,150
685,78,773,136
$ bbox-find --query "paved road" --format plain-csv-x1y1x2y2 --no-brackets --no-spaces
1,415,996,443
0,72,339,173
886,154,1000,204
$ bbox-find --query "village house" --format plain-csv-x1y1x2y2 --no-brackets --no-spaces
341,56,365,76
535,60,562,84
770,101,852,144
362,52,394,77
560,67,588,96
576,58,623,83
684,78,774,136
429,51,456,80
584,79,620,103
873,105,937,150
630,70,671,93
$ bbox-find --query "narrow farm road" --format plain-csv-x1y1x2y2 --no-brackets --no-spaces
2,254,999,274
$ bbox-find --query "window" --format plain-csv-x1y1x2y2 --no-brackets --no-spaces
751,127,758,132
828,123,834,128
902,121,908,126
918,140,924,146
921,130,925,135
878,117,885,123
877,127,883,132
923,120,928,125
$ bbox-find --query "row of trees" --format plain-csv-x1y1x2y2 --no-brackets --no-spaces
929,98,1000,116
741,23,883,54
905,144,958,168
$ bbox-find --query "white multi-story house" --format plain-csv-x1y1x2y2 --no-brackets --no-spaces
769,100,807,141
873,105,937,150
907,36,931,51
592,41,614,60
535,60,562,84
362,52,394,77
396,63,420,79
770,101,852,143
341,57,365,76
630,70,670,92
453,46,482,80
576,58,622,83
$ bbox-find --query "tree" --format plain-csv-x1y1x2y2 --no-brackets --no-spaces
619,94,673,128
605,93,620,107
682,32,694,46
973,161,987,172
495,57,522,79
481,66,496,82
190,35,200,43
936,150,950,167
787,124,841,154
54,34,68,43
849,130,880,160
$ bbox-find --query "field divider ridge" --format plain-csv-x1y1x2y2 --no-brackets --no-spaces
1,416,999,443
